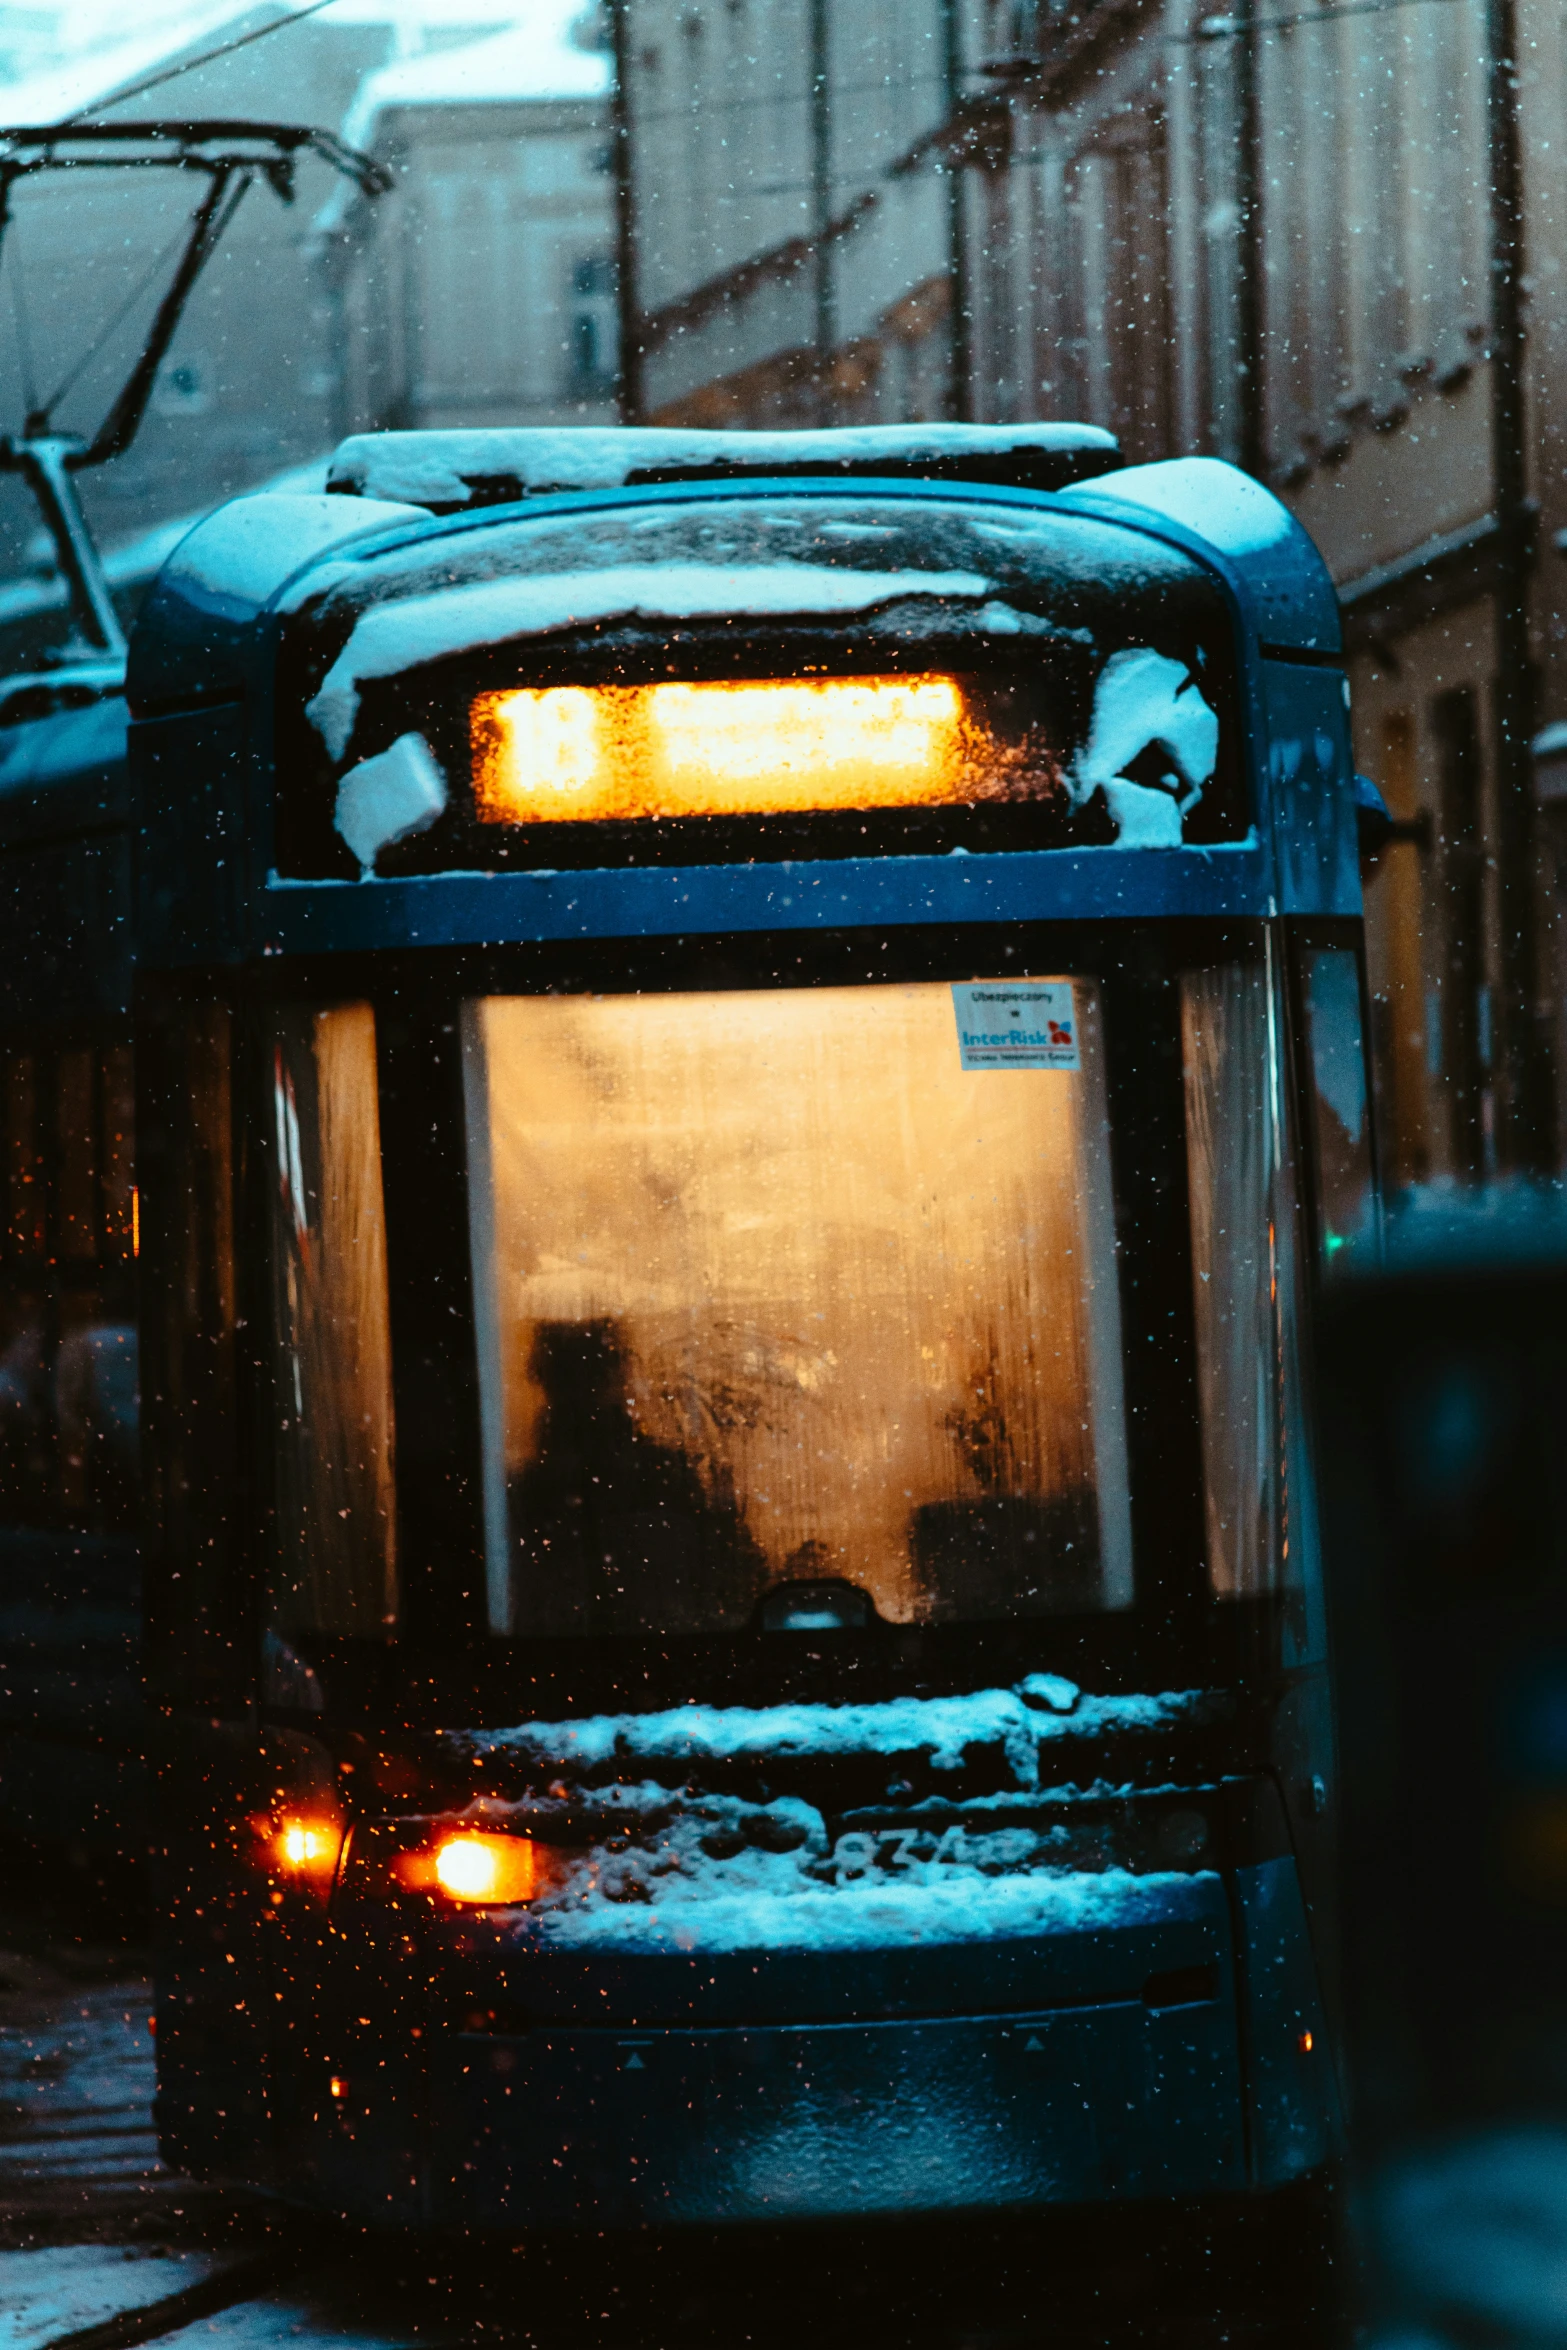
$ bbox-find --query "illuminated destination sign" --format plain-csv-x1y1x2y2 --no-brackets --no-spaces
470,675,1021,824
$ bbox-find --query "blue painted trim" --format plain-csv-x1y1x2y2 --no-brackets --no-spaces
259,841,1271,957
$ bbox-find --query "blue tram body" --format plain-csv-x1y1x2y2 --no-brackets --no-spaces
0,669,141,1864
8,425,1366,2227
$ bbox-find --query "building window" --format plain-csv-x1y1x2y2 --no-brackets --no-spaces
0,1038,138,1536
569,256,619,396
1432,685,1487,1179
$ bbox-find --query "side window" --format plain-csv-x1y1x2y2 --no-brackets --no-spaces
1181,955,1326,1660
0,1037,138,1538
1297,944,1376,1265
267,1003,397,1642
1181,964,1279,1600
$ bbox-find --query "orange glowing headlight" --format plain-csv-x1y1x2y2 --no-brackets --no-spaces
274,1816,342,1881
471,675,967,824
400,1831,540,1906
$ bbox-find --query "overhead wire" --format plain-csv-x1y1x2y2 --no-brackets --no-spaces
25,0,349,432
4,225,38,419
1175,0,1465,41
36,210,193,421
62,0,342,124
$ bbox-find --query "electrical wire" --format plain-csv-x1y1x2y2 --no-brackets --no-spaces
630,71,948,134
5,227,37,419
63,0,342,124
36,210,192,421
1175,0,1464,40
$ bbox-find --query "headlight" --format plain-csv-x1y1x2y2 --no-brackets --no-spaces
429,1831,540,1905
270,1813,344,1888
338,1819,555,1909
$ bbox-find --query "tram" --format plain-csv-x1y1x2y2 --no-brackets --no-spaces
121,420,1371,2227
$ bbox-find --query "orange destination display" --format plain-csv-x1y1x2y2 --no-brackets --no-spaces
470,675,1050,824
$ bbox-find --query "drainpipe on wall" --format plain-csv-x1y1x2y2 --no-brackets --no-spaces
1232,0,1267,477
810,0,834,417
609,0,643,425
1485,0,1550,1169
940,0,973,423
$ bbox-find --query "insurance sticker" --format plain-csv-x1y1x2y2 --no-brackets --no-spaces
952,980,1079,1071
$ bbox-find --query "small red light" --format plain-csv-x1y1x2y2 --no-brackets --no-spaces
147,2016,156,2039
329,2075,348,2101
1298,2030,1314,2054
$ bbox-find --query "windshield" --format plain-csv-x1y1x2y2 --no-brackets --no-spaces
462,978,1130,1637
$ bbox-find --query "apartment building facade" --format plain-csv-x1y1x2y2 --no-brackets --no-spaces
319,11,618,436
616,0,1567,1184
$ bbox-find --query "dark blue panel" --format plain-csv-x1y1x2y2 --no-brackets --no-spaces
0,830,132,1025
133,706,248,965
1261,663,1361,916
437,1899,1225,2027
257,842,1271,961
1233,1857,1342,2186
422,1992,1245,2227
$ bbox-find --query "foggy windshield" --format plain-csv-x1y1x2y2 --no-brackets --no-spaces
463,977,1131,1639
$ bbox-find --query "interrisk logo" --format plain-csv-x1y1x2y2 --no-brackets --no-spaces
951,980,1080,1072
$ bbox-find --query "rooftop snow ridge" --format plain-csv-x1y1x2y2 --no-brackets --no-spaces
324,423,1123,512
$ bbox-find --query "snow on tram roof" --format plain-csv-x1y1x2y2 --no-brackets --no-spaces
324,423,1123,512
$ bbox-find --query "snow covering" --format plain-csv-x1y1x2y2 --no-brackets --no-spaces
1071,648,1220,849
304,564,995,756
525,1858,1213,1957
341,5,611,154
1091,456,1296,557
325,422,1120,509
334,730,448,872
468,1681,1207,1790
444,1683,1214,1954
0,4,245,128
0,2248,235,2350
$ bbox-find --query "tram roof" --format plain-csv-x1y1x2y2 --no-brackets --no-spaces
322,424,1125,508
105,429,1365,966
126,428,1342,723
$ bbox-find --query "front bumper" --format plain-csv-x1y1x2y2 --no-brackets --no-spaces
426,1987,1246,2227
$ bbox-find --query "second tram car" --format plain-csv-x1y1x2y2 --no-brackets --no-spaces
129,423,1368,2226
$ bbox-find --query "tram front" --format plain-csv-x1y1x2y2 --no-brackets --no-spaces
132,425,1365,2228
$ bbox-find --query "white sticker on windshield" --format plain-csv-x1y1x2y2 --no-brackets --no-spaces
952,981,1080,1071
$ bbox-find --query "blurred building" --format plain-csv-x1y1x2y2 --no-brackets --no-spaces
317,9,616,436
0,1,612,650
617,0,1567,1183
0,5,393,587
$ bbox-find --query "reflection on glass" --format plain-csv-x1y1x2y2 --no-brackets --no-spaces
1301,947,1374,1262
464,980,1130,1637
268,1003,397,1638
0,1039,139,1536
471,674,1068,825
1182,965,1279,1600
